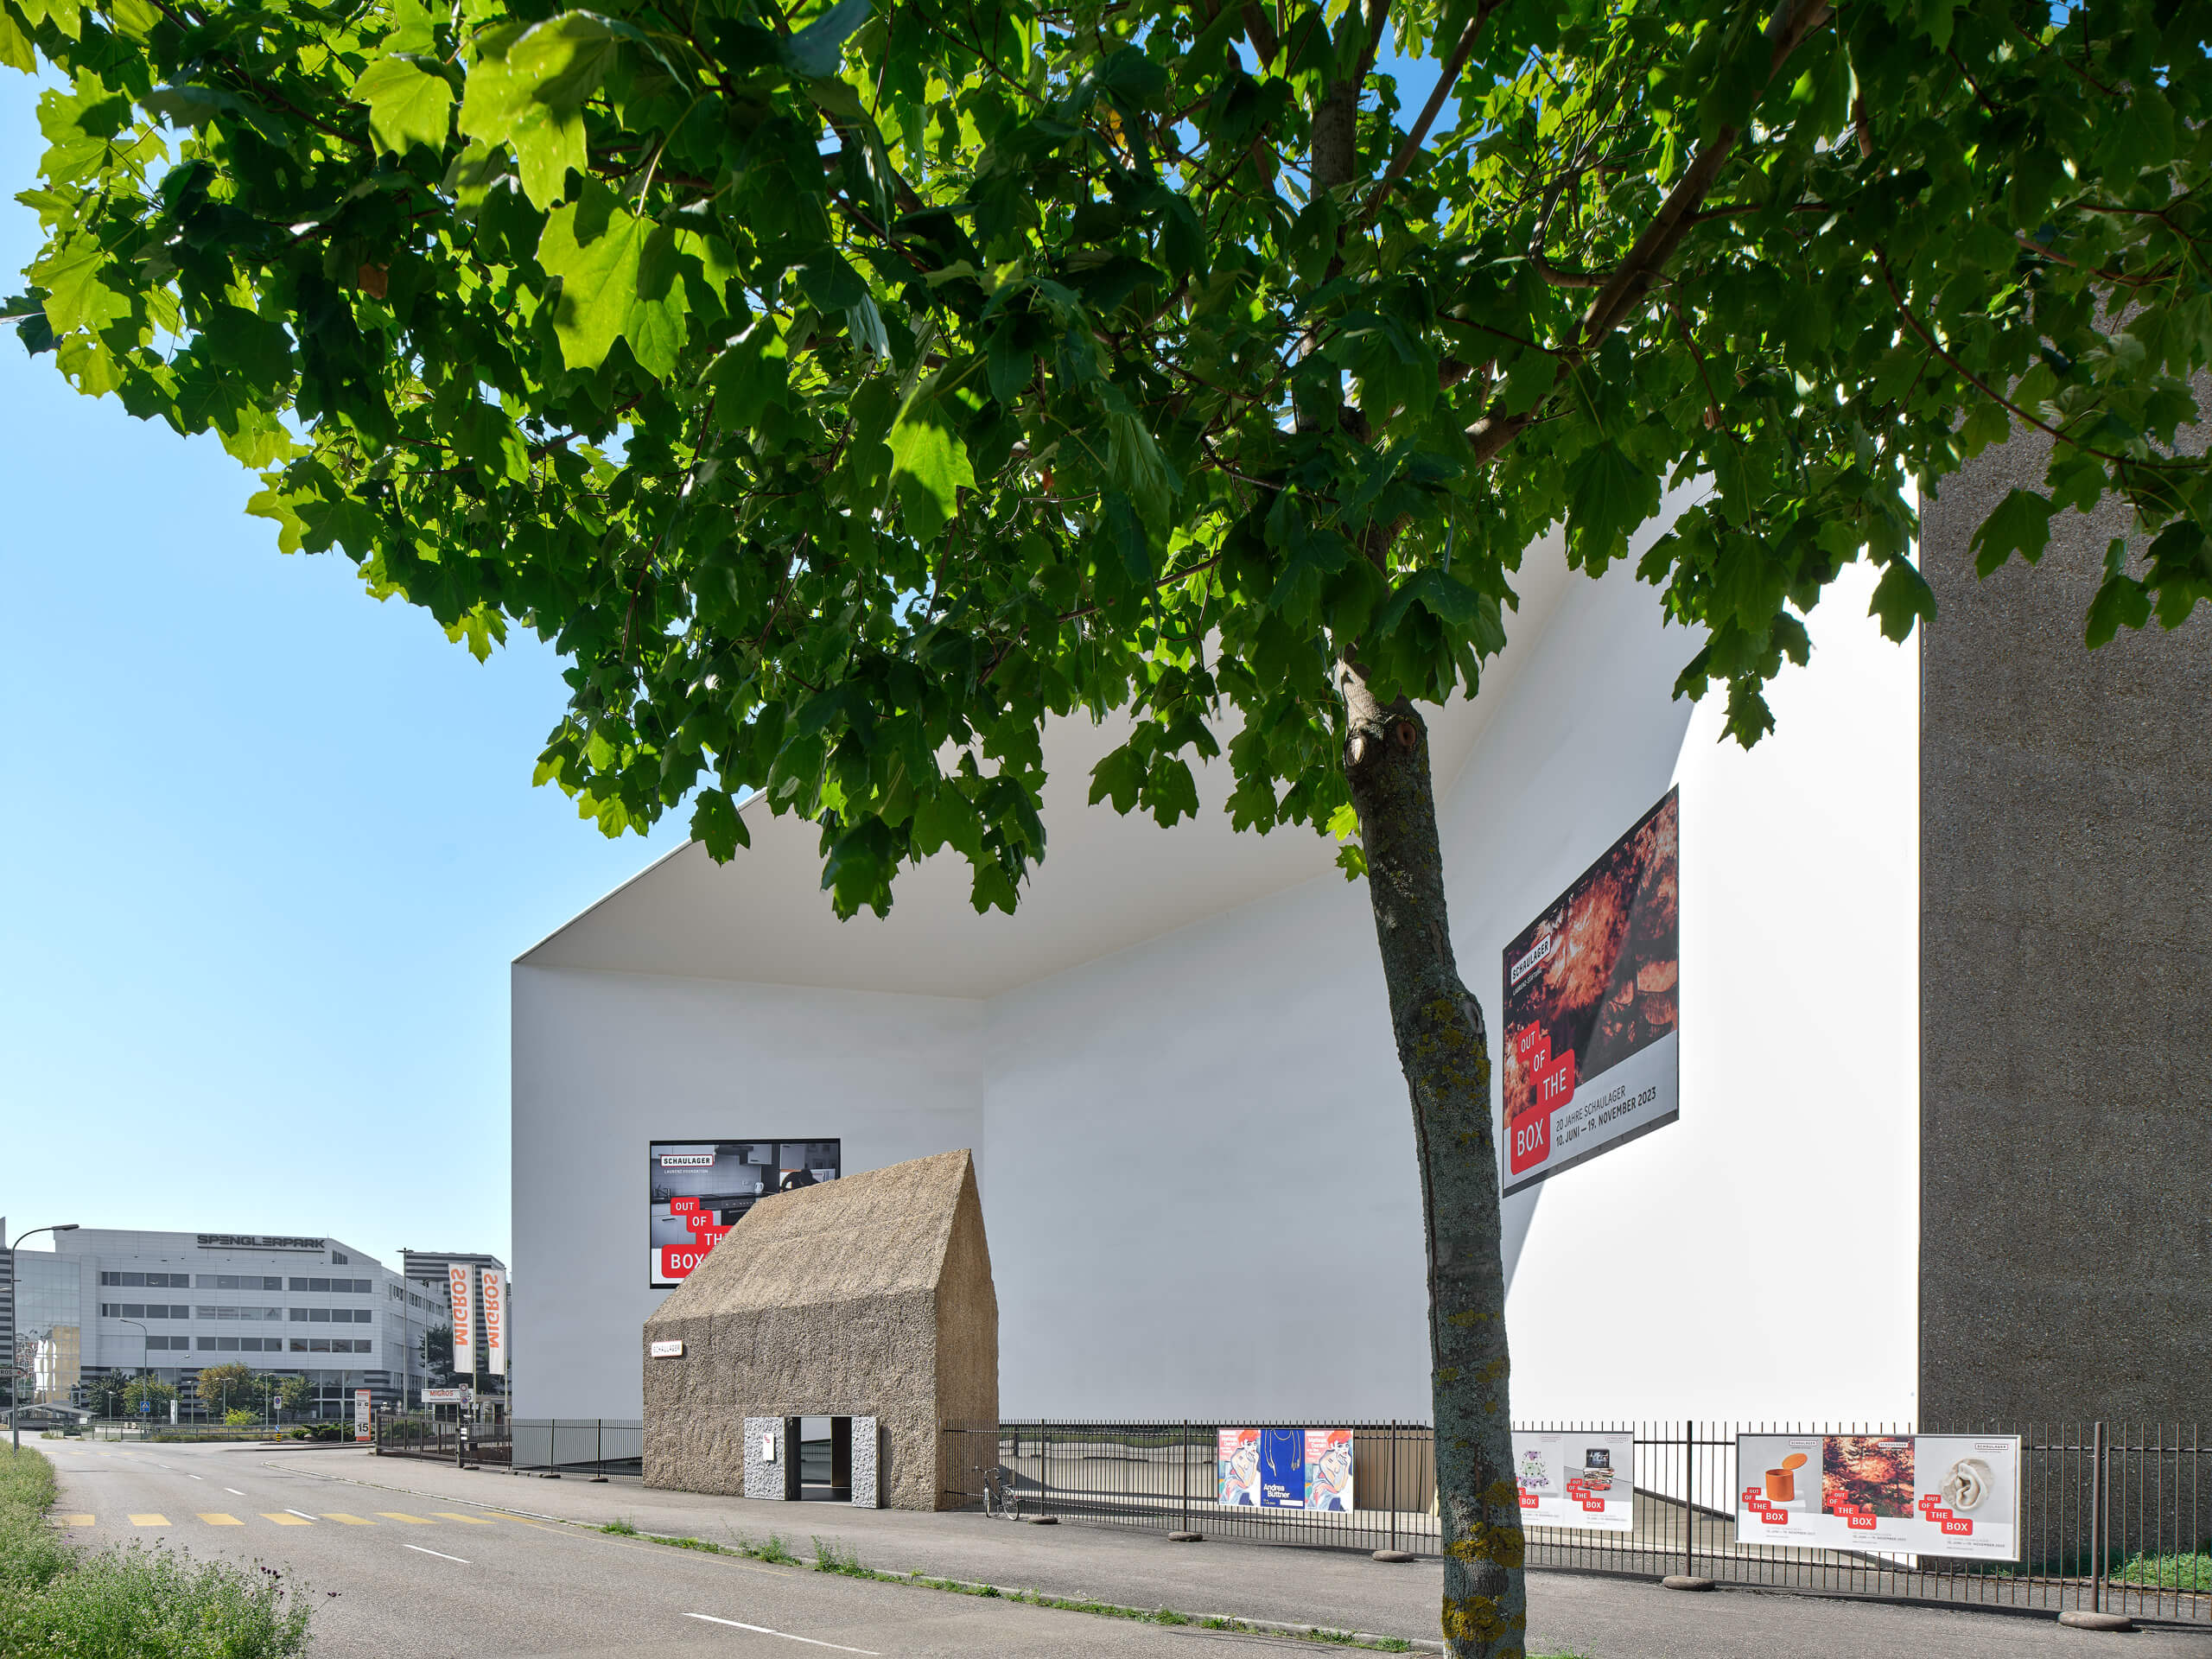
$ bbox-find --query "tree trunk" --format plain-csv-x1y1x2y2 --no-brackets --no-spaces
1340,675,1525,1659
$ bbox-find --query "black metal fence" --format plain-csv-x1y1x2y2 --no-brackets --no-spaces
372,1412,642,1478
944,1421,2210,1625
512,1418,644,1477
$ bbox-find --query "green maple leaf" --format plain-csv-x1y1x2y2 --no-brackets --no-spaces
353,53,455,157
537,180,649,372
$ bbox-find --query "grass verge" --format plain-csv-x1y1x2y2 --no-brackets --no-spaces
802,1530,1427,1650
598,1517,798,1564
0,1443,314,1657
591,1518,1446,1650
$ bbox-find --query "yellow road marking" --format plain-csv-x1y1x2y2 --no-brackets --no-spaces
129,1514,170,1527
261,1513,313,1526
199,1513,244,1526
374,1512,435,1524
431,1512,493,1524
49,1514,94,1528
323,1514,376,1525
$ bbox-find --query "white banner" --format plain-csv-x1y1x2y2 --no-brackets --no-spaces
1515,1432,1635,1532
353,1389,371,1443
481,1268,505,1377
448,1263,474,1377
1737,1433,2022,1560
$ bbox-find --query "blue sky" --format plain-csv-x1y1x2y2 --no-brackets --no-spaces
0,86,690,1274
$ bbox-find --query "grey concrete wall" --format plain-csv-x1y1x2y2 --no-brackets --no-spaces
1919,415,2212,1427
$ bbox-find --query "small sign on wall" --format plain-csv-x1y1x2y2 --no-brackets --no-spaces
761,1433,776,1462
650,1339,684,1357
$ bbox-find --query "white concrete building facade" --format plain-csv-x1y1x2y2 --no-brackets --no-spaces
28,1227,451,1414
512,525,1922,1427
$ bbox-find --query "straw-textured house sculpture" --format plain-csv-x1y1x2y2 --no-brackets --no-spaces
641,1147,996,1510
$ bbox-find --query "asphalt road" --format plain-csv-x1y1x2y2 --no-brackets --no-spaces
39,1437,1322,1658
41,1440,2212,1659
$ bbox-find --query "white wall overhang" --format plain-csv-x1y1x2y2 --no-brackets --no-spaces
517,536,1574,999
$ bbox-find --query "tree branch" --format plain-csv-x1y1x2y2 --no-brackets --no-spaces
1872,245,2186,472
1460,0,1836,465
1347,0,1392,101
1357,0,1509,224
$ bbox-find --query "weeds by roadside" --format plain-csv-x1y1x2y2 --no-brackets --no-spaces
598,1518,797,1565
0,1444,313,1657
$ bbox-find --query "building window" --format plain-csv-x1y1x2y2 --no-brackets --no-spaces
198,1337,216,1351
289,1308,307,1322
331,1252,348,1264
308,1309,328,1323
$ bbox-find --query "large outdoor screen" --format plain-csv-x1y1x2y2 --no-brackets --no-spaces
1501,788,1679,1195
648,1140,841,1287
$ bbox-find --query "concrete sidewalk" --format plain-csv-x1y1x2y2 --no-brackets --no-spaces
255,1449,2209,1658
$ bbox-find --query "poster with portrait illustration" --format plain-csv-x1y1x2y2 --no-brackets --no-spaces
1217,1427,1355,1510
1512,1432,1635,1532
1501,789,1680,1195
1735,1433,2021,1560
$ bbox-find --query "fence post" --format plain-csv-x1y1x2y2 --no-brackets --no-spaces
598,1418,606,1480
1389,1421,1399,1554
1683,1421,1695,1580
2091,1421,2107,1614
1040,1420,1049,1517
1181,1420,1191,1534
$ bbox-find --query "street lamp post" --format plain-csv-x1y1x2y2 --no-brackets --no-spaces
7,1224,79,1453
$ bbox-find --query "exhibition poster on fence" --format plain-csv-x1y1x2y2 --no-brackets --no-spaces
1736,1434,2022,1560
1217,1429,1354,1510
1514,1432,1635,1532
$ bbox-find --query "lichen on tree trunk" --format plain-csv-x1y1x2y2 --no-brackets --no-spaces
1340,672,1525,1659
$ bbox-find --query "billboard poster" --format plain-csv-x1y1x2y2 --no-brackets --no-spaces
1217,1428,1354,1509
481,1268,505,1377
1736,1433,2022,1560
1501,788,1680,1196
1304,1429,1355,1511
1218,1429,1261,1505
1513,1432,1634,1532
353,1388,371,1443
649,1140,842,1287
448,1263,474,1377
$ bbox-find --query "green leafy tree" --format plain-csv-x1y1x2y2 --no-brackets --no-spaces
422,1325,456,1389
123,1376,176,1418
278,1374,315,1419
5,0,2208,1647
84,1371,129,1418
190,1360,260,1417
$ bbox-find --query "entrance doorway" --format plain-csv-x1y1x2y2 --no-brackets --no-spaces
792,1416,852,1501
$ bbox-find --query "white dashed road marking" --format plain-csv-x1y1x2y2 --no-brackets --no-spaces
404,1544,472,1564
683,1613,880,1654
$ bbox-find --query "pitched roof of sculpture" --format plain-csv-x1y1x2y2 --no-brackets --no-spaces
644,1148,978,1325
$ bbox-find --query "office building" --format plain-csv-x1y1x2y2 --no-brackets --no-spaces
10,1227,448,1414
